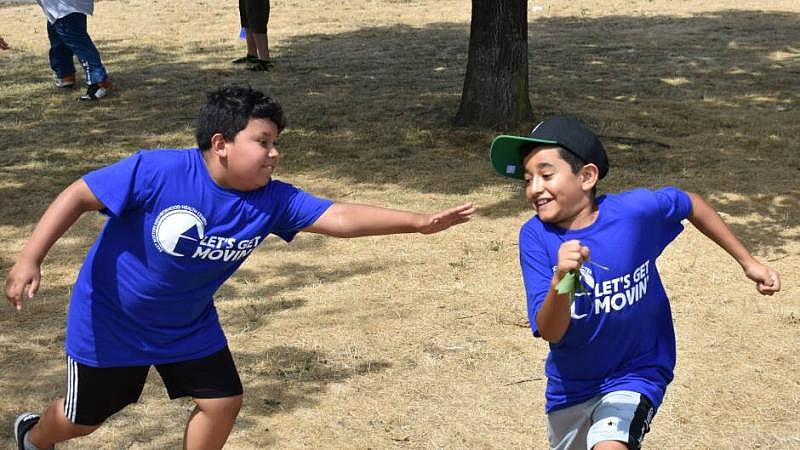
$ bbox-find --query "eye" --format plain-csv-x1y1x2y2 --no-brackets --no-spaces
542,173,554,180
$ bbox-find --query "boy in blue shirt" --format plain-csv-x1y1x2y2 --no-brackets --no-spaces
6,86,475,450
489,116,780,450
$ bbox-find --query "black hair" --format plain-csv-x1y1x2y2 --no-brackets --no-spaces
195,86,287,151
521,145,598,195
521,145,585,174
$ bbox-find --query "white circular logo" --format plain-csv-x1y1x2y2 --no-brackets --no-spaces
151,206,207,256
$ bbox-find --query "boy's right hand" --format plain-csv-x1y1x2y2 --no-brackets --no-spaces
555,240,590,280
5,259,41,310
743,261,781,295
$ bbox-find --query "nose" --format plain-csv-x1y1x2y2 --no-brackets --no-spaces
528,176,544,195
268,144,279,159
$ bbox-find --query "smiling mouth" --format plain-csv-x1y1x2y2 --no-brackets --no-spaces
535,198,553,208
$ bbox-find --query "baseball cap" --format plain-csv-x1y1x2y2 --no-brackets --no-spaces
489,116,609,180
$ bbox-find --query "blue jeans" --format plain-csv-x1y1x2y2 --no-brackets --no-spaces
47,12,108,85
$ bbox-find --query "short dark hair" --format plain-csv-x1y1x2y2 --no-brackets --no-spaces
522,145,598,195
195,86,287,151
521,145,586,175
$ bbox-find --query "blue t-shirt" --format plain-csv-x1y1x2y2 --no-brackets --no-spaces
66,149,333,367
519,187,692,413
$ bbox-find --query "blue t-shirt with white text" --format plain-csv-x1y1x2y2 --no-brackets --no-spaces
519,187,692,413
66,149,333,367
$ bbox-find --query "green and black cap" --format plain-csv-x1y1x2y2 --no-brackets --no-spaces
489,116,609,180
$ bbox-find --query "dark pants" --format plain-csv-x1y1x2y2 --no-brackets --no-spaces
239,0,270,31
47,12,108,85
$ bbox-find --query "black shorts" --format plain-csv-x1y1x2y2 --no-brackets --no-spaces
63,347,243,426
239,0,270,31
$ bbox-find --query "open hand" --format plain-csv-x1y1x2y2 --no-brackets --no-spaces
5,260,41,310
418,203,475,234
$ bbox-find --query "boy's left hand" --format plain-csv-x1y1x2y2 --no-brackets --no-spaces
743,261,781,295
417,203,475,234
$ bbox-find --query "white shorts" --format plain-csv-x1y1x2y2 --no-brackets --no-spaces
547,390,655,450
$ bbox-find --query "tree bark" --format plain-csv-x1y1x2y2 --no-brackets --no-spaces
454,0,533,130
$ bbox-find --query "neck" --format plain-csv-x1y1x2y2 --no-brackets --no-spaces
558,199,599,230
201,150,232,189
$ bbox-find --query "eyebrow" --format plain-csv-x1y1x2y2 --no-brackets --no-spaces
535,162,557,170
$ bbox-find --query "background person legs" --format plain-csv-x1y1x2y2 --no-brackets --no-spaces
46,20,76,87
234,0,271,71
50,12,110,100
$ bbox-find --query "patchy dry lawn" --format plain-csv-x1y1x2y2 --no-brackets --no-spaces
0,0,798,448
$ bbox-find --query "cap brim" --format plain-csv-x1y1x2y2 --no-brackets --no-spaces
489,135,558,180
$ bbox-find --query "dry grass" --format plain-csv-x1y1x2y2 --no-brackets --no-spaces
1,0,799,448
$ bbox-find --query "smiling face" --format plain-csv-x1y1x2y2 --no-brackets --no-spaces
212,117,280,191
523,145,599,229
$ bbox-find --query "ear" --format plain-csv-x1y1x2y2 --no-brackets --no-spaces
580,163,599,192
209,133,229,158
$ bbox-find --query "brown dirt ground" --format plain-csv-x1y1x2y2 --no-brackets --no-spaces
0,0,798,448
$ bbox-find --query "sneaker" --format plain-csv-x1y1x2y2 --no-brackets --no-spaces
54,74,76,88
248,59,273,72
232,54,259,64
13,412,39,450
79,79,112,101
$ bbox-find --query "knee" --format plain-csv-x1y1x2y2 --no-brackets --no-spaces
196,395,243,420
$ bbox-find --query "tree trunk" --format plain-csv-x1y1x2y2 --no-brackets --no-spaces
454,0,532,130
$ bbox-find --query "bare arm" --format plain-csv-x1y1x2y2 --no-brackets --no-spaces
303,202,474,238
535,240,589,342
687,191,780,295
5,179,105,310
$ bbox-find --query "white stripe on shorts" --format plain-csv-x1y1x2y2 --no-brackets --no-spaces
65,356,79,423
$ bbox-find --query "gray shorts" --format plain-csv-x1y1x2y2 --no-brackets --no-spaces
547,390,655,450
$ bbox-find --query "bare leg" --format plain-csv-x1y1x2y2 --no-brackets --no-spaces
244,30,258,56
183,395,242,450
593,441,629,450
251,31,269,60
27,399,100,449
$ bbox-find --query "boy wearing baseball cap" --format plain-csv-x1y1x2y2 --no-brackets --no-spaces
489,116,780,450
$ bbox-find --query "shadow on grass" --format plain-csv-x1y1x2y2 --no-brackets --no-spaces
1,10,798,253
0,9,798,443
0,258,392,444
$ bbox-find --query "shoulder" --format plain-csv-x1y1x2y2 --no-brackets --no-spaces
600,188,659,213
600,186,690,221
133,148,199,176
519,215,555,248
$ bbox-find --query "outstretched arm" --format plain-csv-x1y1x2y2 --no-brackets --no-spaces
687,192,780,295
5,179,105,310
303,202,475,238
